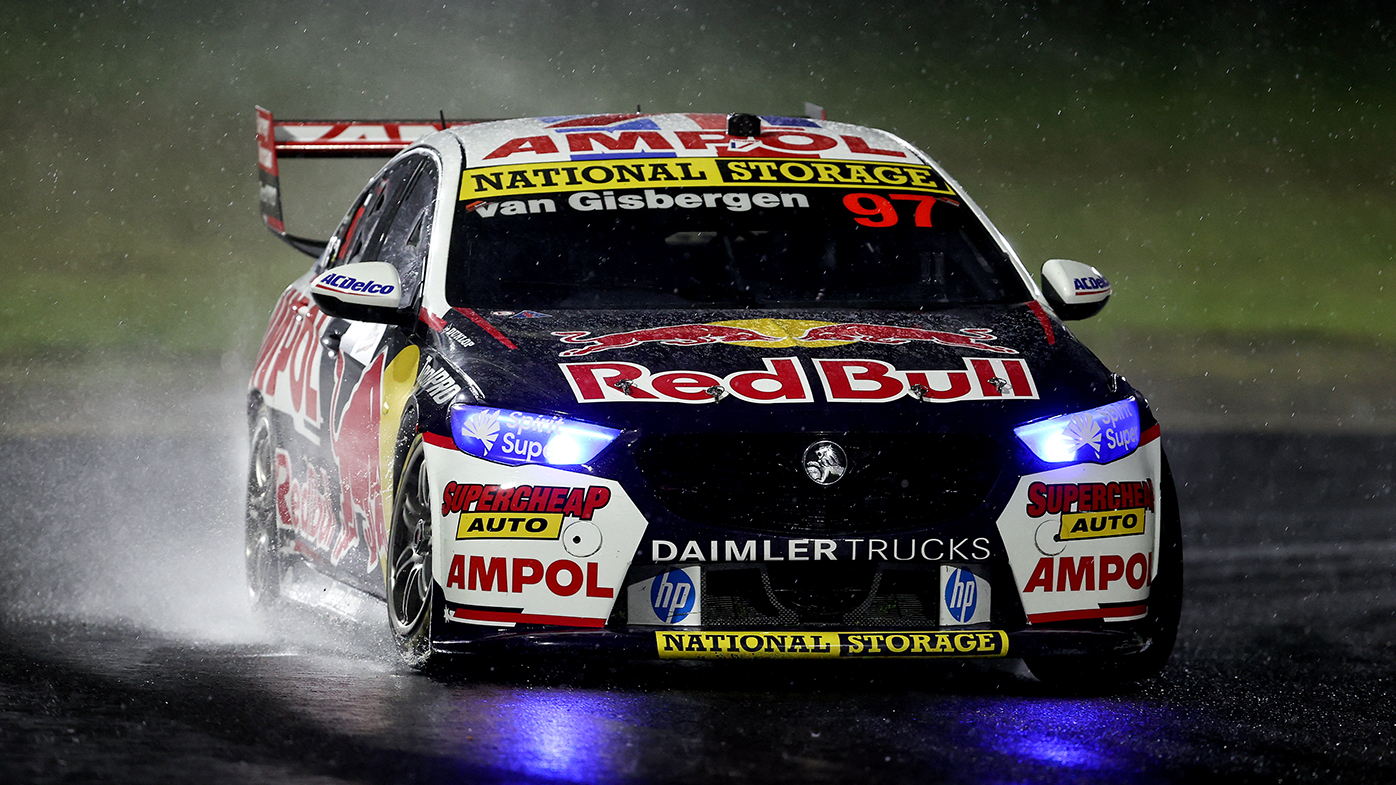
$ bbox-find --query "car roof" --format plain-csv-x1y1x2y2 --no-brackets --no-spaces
443,113,928,169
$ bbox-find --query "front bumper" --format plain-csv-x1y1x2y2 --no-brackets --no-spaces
434,625,1145,660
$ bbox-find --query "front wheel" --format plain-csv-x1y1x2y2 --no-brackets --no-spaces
1025,454,1183,688
387,438,437,669
244,406,282,608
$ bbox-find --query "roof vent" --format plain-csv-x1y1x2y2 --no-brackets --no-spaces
726,113,761,137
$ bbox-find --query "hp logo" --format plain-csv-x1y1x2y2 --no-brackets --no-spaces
943,568,978,624
650,569,696,624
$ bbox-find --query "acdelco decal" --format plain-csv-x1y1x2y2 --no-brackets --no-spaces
446,555,613,598
1026,480,1155,517
1057,509,1148,541
1074,276,1110,295
460,157,956,201
313,272,396,296
442,482,611,540
1022,553,1151,593
655,630,1007,660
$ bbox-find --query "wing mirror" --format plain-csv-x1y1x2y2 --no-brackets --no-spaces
1041,259,1111,321
310,262,414,326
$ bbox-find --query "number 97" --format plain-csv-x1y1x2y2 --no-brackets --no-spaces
842,192,936,227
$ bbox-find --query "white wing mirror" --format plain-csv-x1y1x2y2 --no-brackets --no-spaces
1041,259,1111,321
310,262,412,325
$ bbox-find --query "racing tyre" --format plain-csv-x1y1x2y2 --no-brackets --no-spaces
1025,454,1183,688
244,406,282,608
387,438,438,669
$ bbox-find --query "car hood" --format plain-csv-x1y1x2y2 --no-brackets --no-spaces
432,304,1131,436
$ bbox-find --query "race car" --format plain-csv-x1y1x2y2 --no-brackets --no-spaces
245,107,1181,684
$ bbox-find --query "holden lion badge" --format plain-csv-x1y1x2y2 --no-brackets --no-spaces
803,441,848,486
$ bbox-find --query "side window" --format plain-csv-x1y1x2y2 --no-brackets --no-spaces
327,157,422,270
376,162,438,305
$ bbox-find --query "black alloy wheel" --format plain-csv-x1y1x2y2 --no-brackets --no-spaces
244,407,282,607
387,438,437,669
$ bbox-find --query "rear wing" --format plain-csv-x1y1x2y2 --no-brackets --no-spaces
256,106,492,257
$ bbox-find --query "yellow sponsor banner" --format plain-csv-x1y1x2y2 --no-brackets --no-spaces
718,159,955,195
462,159,721,200
1057,507,1148,541
459,158,956,201
655,630,1008,660
456,512,563,540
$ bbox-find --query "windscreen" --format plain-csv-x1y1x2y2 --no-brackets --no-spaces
446,157,1030,310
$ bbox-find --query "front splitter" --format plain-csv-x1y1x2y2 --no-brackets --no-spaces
433,625,1144,660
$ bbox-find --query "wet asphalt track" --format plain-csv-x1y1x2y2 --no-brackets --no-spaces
0,419,1394,783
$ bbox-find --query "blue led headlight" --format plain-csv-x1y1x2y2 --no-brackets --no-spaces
449,404,621,466
1014,399,1141,465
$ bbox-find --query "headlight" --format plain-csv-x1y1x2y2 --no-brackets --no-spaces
1014,399,1141,465
449,404,622,467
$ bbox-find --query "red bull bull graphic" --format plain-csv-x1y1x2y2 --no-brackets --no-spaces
560,357,1036,404
554,324,781,356
552,319,1016,356
796,323,1015,354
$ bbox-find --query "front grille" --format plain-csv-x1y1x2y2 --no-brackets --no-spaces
701,563,939,628
632,433,1001,534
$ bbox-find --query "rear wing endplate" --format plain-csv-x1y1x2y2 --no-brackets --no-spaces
255,106,490,257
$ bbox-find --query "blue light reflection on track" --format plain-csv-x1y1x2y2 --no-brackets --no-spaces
961,698,1175,779
466,688,646,783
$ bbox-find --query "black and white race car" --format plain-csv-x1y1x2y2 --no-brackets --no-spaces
246,108,1181,683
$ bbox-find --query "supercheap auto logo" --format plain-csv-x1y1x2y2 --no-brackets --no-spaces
441,481,611,540
1026,480,1155,542
552,319,1015,356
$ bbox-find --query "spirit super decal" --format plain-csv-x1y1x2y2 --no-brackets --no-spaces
561,357,1036,404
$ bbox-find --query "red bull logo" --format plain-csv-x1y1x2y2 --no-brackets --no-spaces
561,356,1036,404
553,319,1015,356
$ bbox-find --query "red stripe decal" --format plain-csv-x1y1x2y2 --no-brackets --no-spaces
263,215,285,233
423,431,457,451
419,309,447,332
1140,423,1161,446
1027,604,1148,624
455,307,518,349
451,607,606,628
1027,301,1055,345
